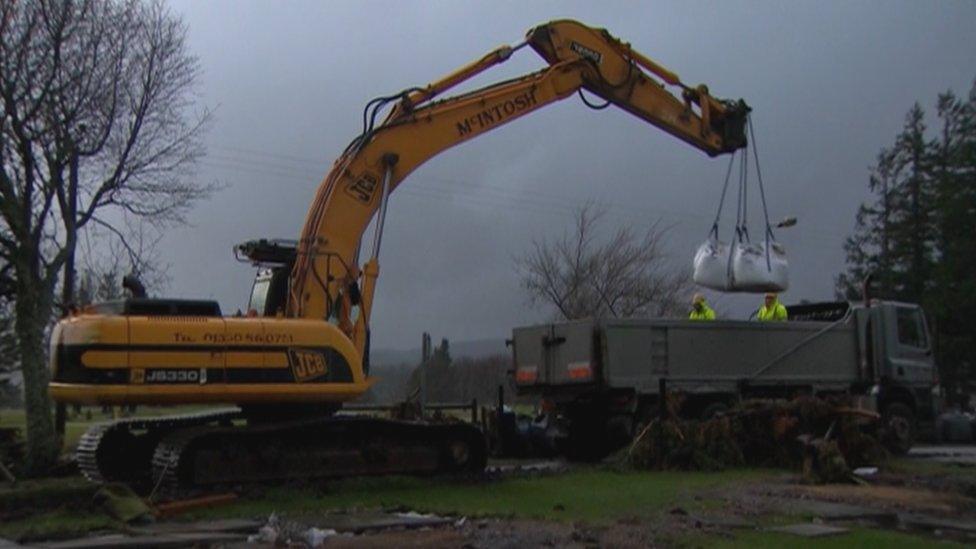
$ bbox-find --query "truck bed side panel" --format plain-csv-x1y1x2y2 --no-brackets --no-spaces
602,319,859,393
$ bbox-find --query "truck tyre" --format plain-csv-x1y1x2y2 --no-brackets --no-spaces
882,402,916,455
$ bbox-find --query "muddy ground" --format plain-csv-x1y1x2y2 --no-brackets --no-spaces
254,474,976,548
211,452,976,548
4,449,975,548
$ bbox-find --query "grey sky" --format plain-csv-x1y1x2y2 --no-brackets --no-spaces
161,1,976,350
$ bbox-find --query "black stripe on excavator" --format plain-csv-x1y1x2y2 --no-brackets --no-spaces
52,344,354,384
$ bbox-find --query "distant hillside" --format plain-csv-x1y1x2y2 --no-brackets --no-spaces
359,338,512,405
369,338,508,367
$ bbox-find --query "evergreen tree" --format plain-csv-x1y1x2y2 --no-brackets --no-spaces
929,86,976,400
836,149,898,298
838,105,937,303
837,80,976,402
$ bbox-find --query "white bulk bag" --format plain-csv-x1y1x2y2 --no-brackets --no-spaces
730,240,789,292
693,238,732,291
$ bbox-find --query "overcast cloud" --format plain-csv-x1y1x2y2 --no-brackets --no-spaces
160,1,976,350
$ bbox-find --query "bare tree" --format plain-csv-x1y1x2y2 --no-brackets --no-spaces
516,204,691,320
76,215,171,304
0,0,213,474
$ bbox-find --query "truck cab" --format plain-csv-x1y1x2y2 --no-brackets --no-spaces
864,302,940,445
793,300,940,427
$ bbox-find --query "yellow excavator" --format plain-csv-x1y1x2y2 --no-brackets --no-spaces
49,19,750,491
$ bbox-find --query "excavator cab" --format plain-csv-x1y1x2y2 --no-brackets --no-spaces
248,267,289,316
235,239,297,317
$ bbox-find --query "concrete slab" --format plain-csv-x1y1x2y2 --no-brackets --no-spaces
128,518,263,535
909,445,976,465
691,515,753,529
789,500,897,523
899,514,976,534
486,461,566,475
910,445,976,456
38,532,244,549
768,523,849,538
0,539,25,548
312,511,452,534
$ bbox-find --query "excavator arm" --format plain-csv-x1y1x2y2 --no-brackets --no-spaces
288,19,750,360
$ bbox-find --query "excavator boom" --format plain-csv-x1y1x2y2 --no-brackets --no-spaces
289,20,749,363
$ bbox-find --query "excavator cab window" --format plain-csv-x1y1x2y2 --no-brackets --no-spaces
237,239,297,317
248,267,290,316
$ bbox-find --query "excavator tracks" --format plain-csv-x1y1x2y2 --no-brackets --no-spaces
76,409,243,489
76,410,487,497
150,416,486,497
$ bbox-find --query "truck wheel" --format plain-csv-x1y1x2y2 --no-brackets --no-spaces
882,402,916,455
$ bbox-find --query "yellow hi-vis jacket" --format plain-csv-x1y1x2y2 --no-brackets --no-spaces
757,301,788,321
689,304,716,321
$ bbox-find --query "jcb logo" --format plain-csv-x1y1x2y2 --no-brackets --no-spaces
289,349,328,382
344,173,378,204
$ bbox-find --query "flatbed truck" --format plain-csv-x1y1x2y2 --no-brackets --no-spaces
511,300,941,455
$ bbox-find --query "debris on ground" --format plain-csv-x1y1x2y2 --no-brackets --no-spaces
152,493,237,518
304,527,339,547
308,510,453,534
91,484,153,524
852,466,879,477
246,512,280,544
626,396,886,482
788,483,970,515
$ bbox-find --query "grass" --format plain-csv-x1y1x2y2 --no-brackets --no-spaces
0,467,774,540
0,477,114,542
187,467,774,523
676,526,965,548
1,405,223,453
0,476,97,512
0,508,116,542
0,466,967,546
1,408,90,451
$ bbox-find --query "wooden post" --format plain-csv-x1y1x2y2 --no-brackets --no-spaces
657,378,667,464
658,378,667,419
420,332,430,416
